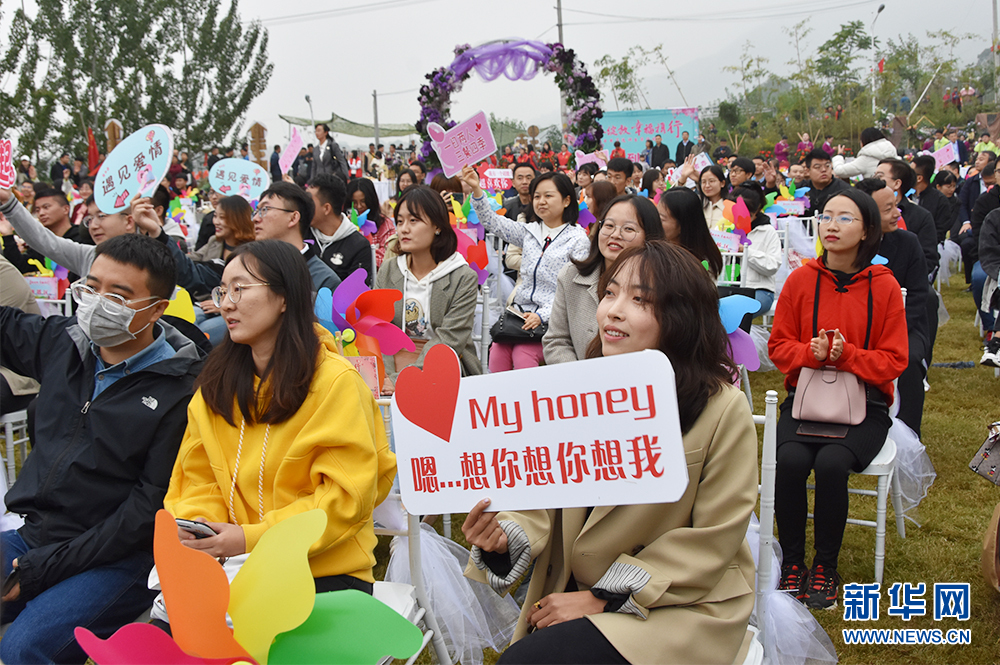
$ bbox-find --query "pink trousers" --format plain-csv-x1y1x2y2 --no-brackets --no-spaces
488,341,545,372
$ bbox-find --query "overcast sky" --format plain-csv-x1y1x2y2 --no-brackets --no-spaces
2,0,994,151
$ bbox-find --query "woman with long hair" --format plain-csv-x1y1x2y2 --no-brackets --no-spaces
697,165,727,228
656,187,723,279
768,189,908,610
465,240,758,664
464,166,590,371
376,186,481,394
640,168,665,197
163,240,396,599
543,194,665,364
346,177,395,267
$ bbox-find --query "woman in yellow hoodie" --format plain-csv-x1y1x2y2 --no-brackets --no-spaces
164,239,396,593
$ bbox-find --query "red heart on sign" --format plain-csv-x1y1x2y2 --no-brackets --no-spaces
475,123,481,132
395,344,461,442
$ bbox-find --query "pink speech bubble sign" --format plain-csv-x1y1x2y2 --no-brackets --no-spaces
428,110,498,178
279,126,304,176
0,139,15,189
932,143,957,171
574,150,606,170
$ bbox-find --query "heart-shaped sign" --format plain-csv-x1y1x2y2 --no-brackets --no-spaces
394,344,461,442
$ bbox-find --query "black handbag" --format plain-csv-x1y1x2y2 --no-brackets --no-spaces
490,309,548,344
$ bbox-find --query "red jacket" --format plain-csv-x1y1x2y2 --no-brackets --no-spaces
768,258,908,404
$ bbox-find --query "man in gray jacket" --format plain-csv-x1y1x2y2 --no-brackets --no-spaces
311,123,349,183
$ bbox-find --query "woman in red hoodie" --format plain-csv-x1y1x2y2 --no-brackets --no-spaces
768,188,908,611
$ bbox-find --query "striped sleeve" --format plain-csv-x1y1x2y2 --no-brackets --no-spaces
468,519,531,596
591,561,652,619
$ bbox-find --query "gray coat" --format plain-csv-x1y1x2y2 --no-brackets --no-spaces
542,263,600,365
375,256,482,379
311,137,349,182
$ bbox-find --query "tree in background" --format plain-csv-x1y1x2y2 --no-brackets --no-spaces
593,48,649,111
4,0,271,165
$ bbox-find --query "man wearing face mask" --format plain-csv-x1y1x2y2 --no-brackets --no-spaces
0,199,206,662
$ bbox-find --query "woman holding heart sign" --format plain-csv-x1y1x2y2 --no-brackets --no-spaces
464,241,759,664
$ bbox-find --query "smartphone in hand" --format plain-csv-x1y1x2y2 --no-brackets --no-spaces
176,518,218,539
3,567,20,595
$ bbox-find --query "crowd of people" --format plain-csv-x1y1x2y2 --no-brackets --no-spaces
0,116,997,664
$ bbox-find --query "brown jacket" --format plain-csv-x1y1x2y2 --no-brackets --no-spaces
466,383,758,664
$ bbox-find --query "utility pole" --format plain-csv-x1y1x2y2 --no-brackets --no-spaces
994,0,999,102
373,90,380,147
556,0,568,142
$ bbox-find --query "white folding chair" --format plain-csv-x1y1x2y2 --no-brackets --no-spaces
36,294,73,318
1,409,30,485
806,436,906,584
717,251,748,288
735,389,778,665
373,399,452,664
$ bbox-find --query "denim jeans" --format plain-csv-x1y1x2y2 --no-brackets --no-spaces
1,530,156,664
752,289,775,318
194,308,228,346
972,261,996,330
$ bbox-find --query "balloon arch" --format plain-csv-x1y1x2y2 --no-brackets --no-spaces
414,40,604,169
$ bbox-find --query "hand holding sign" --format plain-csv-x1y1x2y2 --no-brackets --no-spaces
428,110,498,178
931,142,958,171
0,139,16,189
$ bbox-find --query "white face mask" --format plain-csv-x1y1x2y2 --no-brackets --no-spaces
75,294,160,347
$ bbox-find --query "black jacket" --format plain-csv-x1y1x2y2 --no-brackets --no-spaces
981,209,1000,282
309,227,374,286
0,308,205,600
879,229,930,361
650,144,671,169
958,173,984,224
675,140,694,163
971,187,1000,248
916,186,953,244
898,198,939,280
805,177,850,216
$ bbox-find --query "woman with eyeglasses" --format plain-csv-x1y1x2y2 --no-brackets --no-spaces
697,165,727,228
160,240,395,615
463,166,591,371
768,190,907,610
543,195,665,364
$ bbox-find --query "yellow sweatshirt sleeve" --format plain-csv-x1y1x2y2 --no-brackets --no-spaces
240,365,396,556
163,393,230,524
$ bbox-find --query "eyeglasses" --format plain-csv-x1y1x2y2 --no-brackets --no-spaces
211,282,271,307
81,212,114,228
816,214,861,226
252,205,294,219
811,163,833,172
599,221,640,241
70,281,161,314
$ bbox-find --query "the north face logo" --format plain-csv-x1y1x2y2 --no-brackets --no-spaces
142,396,158,410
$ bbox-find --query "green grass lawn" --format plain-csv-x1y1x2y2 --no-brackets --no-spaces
380,273,1000,664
